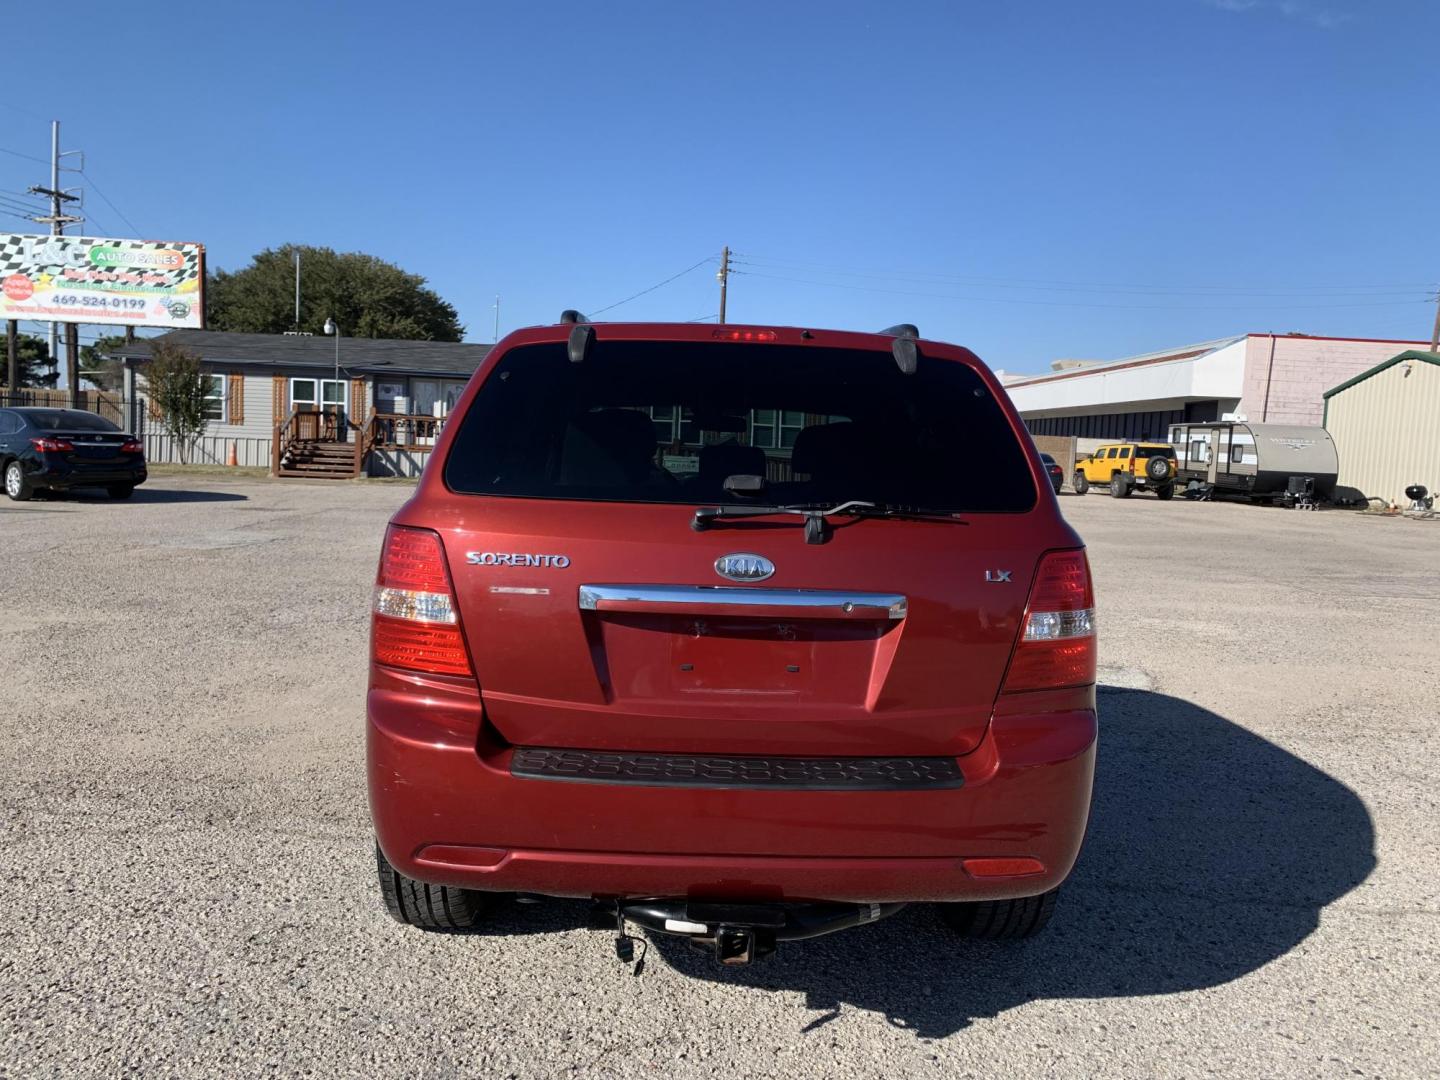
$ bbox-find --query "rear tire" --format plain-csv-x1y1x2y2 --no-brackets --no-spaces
940,888,1059,939
1156,484,1175,500
1073,472,1089,495
1110,474,1131,498
4,461,33,502
375,843,487,930
107,484,134,500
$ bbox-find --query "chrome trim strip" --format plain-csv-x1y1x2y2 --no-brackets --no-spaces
578,584,907,620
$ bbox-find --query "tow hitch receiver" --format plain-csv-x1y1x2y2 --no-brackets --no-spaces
610,899,906,966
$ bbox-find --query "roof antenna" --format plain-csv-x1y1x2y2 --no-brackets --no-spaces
880,324,919,375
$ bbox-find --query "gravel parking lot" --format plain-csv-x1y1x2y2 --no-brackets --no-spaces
1,476,1436,1078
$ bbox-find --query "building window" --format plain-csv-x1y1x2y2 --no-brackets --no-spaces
648,406,700,446
202,374,225,421
750,409,805,449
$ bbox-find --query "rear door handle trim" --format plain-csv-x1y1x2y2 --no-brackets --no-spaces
578,584,907,620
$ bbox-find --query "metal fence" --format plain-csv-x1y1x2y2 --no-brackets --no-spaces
143,433,272,468
0,389,130,426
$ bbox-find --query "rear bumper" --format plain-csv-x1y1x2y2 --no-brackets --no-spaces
368,678,1096,904
30,458,146,489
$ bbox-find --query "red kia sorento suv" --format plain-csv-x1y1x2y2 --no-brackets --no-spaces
368,318,1097,965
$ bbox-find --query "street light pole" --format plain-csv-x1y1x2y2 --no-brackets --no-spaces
323,318,340,431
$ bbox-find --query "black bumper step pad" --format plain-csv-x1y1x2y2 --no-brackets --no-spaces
509,746,964,791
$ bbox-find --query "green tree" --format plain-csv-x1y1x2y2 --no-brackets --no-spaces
144,341,209,464
206,245,464,341
1,333,59,390
79,334,127,391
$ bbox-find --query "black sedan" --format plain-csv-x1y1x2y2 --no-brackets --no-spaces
1,407,147,501
1040,452,1064,494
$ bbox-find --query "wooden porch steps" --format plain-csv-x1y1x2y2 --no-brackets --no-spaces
278,439,358,479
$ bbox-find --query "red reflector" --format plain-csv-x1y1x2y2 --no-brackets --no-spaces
415,844,508,869
379,525,452,592
372,615,472,676
963,857,1045,878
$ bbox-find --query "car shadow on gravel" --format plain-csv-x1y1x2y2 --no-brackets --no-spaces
481,688,1375,1038
48,488,249,504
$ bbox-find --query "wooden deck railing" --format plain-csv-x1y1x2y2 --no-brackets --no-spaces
272,408,345,475
272,410,449,477
364,412,448,451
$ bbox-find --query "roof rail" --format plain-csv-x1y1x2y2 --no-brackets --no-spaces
879,324,919,375
559,310,588,325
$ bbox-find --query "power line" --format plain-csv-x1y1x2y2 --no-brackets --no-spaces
587,256,716,317
731,252,1433,296
0,145,50,166
77,170,141,235
728,268,1432,312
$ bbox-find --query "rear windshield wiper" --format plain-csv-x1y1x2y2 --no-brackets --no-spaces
692,500,966,545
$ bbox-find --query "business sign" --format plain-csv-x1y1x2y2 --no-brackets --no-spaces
0,233,204,329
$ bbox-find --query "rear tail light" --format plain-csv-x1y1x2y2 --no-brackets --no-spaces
371,525,473,677
1129,456,1136,474
30,437,74,453
1001,549,1096,693
119,439,143,454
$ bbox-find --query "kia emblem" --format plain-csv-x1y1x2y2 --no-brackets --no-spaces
715,553,775,582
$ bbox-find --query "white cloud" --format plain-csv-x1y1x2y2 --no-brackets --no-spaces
1203,0,1352,28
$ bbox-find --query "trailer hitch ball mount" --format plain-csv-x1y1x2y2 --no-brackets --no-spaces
605,899,906,966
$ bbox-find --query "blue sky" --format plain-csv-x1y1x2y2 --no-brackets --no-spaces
2,0,1436,373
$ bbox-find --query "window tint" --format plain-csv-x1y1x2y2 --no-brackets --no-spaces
1119,447,1131,459
1105,447,1118,459
0,411,18,435
444,341,1036,513
22,409,120,432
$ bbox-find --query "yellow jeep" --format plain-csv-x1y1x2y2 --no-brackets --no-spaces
1073,442,1177,499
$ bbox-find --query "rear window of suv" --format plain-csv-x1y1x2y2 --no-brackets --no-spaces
444,340,1036,513
1136,446,1175,458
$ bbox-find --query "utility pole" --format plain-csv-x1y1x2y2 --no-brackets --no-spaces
717,245,730,324
294,250,302,330
28,120,84,401
6,320,16,394
493,295,500,342
65,324,79,405
1430,289,1439,354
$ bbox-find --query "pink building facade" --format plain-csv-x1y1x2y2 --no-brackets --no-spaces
1237,335,1431,426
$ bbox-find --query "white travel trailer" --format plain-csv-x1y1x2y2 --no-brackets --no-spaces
1167,422,1339,502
